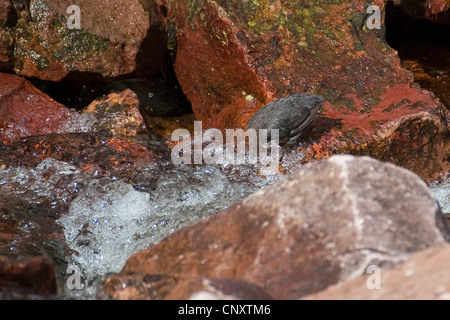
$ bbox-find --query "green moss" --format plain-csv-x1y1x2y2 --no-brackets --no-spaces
344,127,360,138
179,0,350,64
36,55,49,70
383,99,410,113
359,96,380,114
29,0,109,63
107,103,123,114
317,86,359,112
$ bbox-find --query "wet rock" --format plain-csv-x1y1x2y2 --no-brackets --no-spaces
393,0,450,22
0,0,15,71
157,0,449,182
423,0,450,18
145,113,196,140
0,73,78,145
91,79,195,139
0,255,57,298
0,163,80,293
102,155,450,300
0,73,171,179
102,274,273,300
303,243,450,300
0,131,169,180
400,55,450,109
80,89,145,138
11,0,166,81
385,3,450,109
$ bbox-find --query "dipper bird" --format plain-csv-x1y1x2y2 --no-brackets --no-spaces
247,94,323,145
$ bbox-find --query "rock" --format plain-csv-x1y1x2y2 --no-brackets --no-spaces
423,0,449,19
80,89,145,138
0,73,79,145
0,0,15,71
145,113,196,141
11,0,166,80
0,131,169,180
102,274,273,300
93,79,195,139
0,199,69,298
0,168,72,294
0,73,171,178
156,0,449,182
102,155,450,300
393,0,450,22
0,75,173,195
303,243,450,300
0,255,57,298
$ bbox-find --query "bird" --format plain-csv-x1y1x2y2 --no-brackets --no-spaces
247,93,324,146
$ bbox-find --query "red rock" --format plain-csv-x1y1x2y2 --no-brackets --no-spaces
0,189,69,291
0,78,170,177
305,84,450,183
0,255,57,297
157,0,449,182
303,244,450,300
0,132,166,179
0,0,14,70
394,0,450,21
12,0,166,80
0,73,78,145
102,274,273,300
425,0,449,17
102,155,450,300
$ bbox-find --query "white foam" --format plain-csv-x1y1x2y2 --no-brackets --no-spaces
0,156,277,291
58,163,265,283
59,179,153,281
429,181,450,215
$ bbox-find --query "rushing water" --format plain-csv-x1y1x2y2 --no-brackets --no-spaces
430,181,450,215
0,149,285,298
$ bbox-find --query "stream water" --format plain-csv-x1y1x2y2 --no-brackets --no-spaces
0,143,286,298
1,3,449,299
0,141,448,299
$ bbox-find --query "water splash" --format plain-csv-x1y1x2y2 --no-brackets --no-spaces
429,181,450,215
60,162,272,283
0,156,277,291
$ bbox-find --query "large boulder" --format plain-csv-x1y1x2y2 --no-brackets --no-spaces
102,155,450,299
9,0,166,80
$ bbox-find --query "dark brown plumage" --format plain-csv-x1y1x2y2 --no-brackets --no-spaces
247,94,323,145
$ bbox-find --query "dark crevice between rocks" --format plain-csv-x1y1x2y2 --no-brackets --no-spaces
28,22,193,118
5,1,18,28
29,63,193,117
385,1,450,109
